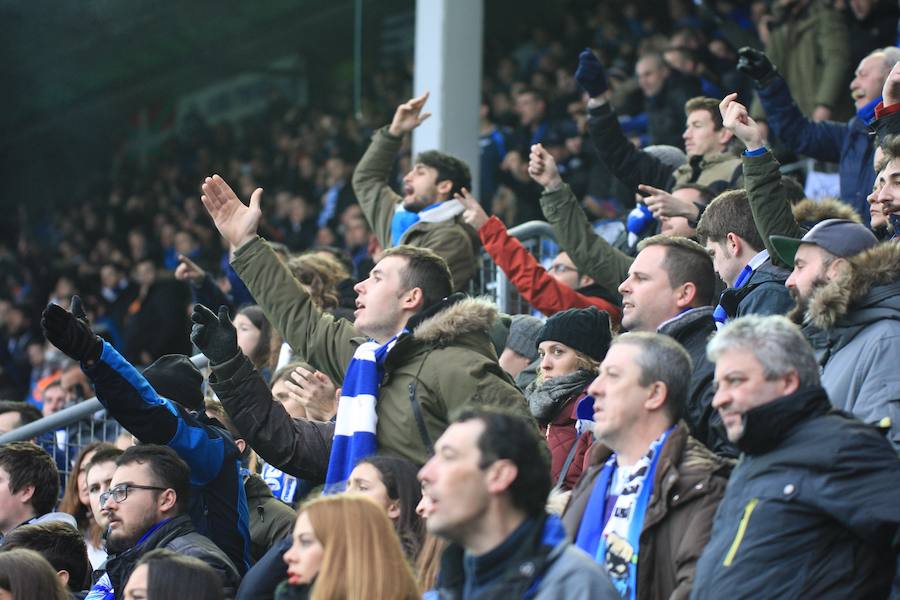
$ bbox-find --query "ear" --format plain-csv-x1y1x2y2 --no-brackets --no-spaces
386,501,402,521
674,280,698,309
400,286,425,312
17,484,35,505
436,179,454,200
780,369,801,397
57,570,70,586
826,256,847,280
718,126,734,146
644,381,668,413
235,439,247,454
725,232,741,256
578,274,595,288
484,459,519,496
157,488,178,514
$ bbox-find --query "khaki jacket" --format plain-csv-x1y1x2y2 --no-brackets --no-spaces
231,237,527,466
562,425,731,600
352,127,480,291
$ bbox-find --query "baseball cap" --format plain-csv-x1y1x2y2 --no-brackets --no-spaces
769,219,878,267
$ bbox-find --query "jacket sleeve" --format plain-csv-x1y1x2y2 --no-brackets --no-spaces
587,103,677,191
756,76,846,163
539,183,633,296
209,352,334,482
873,103,900,145
231,236,359,385
743,150,804,269
85,341,225,485
478,216,622,325
351,126,404,248
670,471,730,600
813,4,850,111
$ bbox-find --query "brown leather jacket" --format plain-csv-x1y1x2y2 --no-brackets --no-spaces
561,424,732,600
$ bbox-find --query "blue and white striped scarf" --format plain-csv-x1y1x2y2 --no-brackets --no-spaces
323,332,405,494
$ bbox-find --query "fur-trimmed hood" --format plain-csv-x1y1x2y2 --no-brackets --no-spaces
791,197,861,228
806,241,900,329
410,295,499,345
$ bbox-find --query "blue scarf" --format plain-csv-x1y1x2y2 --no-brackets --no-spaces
323,332,404,493
713,264,753,327
390,200,465,246
574,427,674,599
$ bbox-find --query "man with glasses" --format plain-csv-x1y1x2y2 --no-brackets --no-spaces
87,444,240,600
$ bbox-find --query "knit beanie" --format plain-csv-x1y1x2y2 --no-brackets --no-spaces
142,354,204,412
505,315,544,361
535,307,612,362
644,145,688,171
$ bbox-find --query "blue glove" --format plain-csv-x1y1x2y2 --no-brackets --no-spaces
574,48,608,98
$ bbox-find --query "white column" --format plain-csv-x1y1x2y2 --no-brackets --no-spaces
412,0,483,196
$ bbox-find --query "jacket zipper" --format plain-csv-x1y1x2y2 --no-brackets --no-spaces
723,498,758,567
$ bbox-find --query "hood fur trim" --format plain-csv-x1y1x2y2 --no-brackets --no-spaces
807,241,900,328
412,296,499,344
791,198,861,225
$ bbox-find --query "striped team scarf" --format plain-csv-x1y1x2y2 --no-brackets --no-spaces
323,332,405,494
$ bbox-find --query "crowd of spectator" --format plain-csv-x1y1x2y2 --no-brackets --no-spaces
1,0,900,598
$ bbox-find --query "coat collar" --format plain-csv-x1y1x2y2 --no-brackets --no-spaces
736,386,832,455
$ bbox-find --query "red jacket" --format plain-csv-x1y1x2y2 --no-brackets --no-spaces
478,216,622,325
545,389,590,490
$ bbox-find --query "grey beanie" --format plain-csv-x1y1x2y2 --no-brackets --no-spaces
644,145,688,170
505,315,544,361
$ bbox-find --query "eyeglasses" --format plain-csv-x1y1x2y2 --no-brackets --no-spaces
99,483,168,508
548,264,578,274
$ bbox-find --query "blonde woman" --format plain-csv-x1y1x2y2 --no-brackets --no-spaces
277,494,419,600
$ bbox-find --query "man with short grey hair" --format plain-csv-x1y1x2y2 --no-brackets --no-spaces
693,315,900,599
771,219,898,448
563,332,730,599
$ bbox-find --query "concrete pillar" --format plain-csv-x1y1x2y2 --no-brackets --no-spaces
412,0,483,197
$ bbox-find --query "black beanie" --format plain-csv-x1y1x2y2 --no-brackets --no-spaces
535,307,612,362
142,354,204,412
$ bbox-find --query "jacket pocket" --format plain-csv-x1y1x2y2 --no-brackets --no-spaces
723,498,758,567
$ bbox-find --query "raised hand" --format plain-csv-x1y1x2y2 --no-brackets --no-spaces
574,48,609,98
883,60,900,107
190,304,239,365
200,175,262,250
388,92,432,137
174,254,206,283
283,366,338,422
719,93,764,151
41,295,102,363
528,144,563,190
639,184,699,220
456,188,489,230
736,47,777,85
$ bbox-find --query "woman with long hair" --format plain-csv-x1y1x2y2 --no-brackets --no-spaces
0,548,69,600
57,441,115,569
122,549,224,600
277,495,419,600
524,307,611,490
234,305,273,379
346,455,426,562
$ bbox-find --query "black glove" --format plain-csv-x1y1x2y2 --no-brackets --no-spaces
574,48,609,98
736,47,777,86
191,304,240,365
41,295,102,363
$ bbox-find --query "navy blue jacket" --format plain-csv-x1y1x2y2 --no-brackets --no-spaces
756,74,876,225
86,341,251,574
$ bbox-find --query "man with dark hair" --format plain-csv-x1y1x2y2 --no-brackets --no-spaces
615,236,736,456
418,408,618,599
563,333,730,599
195,175,526,495
88,445,240,599
1,521,90,594
696,189,794,325
0,401,41,436
694,316,900,598
0,442,75,538
351,92,480,292
40,297,251,575
635,53,704,149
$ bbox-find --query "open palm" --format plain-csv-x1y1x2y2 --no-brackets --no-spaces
200,175,263,249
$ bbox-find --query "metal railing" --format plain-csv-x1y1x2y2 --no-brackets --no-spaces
4,223,558,476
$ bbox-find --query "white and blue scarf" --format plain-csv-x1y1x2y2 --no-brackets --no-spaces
575,427,674,599
390,199,465,246
323,332,405,494
713,249,770,329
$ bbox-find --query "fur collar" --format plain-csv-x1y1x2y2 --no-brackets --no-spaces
411,295,499,344
806,241,900,329
791,198,861,227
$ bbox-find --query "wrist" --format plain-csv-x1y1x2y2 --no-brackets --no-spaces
386,124,405,138
743,139,765,152
544,178,564,193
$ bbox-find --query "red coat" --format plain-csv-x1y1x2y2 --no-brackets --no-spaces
478,216,622,326
544,389,590,491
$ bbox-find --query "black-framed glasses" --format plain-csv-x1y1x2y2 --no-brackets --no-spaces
99,483,167,508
